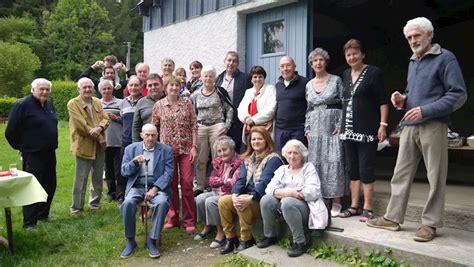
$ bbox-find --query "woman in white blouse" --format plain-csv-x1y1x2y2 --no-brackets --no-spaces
257,139,321,257
237,65,276,144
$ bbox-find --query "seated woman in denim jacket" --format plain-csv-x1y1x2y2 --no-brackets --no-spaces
218,126,283,255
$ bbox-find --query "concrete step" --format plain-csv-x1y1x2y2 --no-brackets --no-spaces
240,244,343,267
318,216,474,267
373,181,474,232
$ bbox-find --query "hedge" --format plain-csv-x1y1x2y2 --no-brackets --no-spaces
0,97,17,117
50,80,79,121
20,80,78,121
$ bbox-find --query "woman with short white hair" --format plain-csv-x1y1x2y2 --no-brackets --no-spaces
194,136,242,248
193,65,234,196
258,139,321,257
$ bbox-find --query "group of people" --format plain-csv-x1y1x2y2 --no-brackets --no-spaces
4,17,467,259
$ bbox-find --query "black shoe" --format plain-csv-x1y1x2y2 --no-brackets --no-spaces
287,242,308,257
220,237,238,255
257,236,278,248
193,189,204,197
235,238,255,252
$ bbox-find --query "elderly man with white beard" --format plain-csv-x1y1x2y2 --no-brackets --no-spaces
367,17,467,242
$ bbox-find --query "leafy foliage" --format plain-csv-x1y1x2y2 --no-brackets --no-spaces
97,0,144,69
0,16,37,44
308,243,410,267
0,0,143,83
43,0,114,80
0,96,17,117
49,80,78,121
0,41,40,97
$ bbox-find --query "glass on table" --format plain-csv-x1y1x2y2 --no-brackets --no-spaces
9,163,18,176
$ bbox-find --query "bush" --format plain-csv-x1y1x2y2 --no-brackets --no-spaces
0,97,17,117
0,41,41,97
50,80,78,121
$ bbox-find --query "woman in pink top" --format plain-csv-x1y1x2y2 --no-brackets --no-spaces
151,76,198,234
194,136,242,248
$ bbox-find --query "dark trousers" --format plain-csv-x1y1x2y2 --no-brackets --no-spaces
105,146,125,200
344,140,377,184
228,121,244,153
22,149,57,227
274,127,307,153
118,142,132,200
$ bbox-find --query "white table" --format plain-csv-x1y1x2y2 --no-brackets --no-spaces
0,171,48,253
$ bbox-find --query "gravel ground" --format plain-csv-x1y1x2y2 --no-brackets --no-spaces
115,232,226,267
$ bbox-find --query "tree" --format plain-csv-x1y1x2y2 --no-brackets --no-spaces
0,41,40,97
43,0,114,80
0,0,56,19
98,0,143,68
0,16,43,54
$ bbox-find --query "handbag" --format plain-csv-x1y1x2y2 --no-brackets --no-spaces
307,198,329,230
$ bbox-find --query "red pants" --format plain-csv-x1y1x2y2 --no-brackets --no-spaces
167,153,196,227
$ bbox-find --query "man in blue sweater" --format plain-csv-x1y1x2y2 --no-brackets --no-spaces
5,78,58,229
367,17,467,242
274,56,309,152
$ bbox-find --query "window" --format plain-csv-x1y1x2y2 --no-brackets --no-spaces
262,19,285,55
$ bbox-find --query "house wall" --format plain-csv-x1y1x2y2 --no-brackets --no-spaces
143,0,298,76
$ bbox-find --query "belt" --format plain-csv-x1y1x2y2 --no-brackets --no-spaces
313,104,342,110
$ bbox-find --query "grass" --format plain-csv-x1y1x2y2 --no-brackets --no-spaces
0,122,191,266
214,254,274,267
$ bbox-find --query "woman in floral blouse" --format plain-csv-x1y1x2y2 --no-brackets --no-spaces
193,65,234,196
151,76,198,234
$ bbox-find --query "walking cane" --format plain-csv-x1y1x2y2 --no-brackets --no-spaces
144,159,150,246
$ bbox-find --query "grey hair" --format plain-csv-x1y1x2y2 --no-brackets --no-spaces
77,77,93,88
213,135,236,152
127,75,143,86
201,65,217,78
403,17,434,38
31,78,52,93
135,62,150,73
308,47,330,66
98,79,113,91
161,58,175,68
225,51,240,63
281,139,309,162
141,123,157,133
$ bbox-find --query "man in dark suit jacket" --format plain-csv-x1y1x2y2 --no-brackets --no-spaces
215,51,252,152
120,123,173,259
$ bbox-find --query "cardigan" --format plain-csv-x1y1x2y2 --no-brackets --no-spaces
340,65,387,141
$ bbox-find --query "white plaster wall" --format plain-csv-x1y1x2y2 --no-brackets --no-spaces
144,8,238,76
143,0,297,77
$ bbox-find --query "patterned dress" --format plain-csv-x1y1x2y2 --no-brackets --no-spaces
305,74,346,199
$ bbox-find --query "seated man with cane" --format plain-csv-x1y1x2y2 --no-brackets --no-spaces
120,123,173,258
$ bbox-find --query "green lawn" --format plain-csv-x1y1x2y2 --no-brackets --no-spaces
0,122,189,266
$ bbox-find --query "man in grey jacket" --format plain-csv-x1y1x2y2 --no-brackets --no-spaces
367,17,467,242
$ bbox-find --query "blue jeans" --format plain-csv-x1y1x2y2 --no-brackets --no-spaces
120,187,170,240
